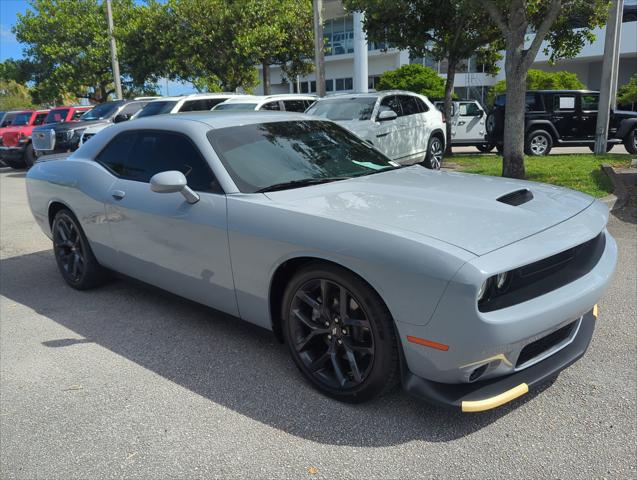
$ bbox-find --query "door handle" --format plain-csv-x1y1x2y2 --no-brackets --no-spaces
458,121,466,126
111,190,126,200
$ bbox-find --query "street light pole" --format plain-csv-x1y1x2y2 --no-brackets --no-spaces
594,0,623,154
313,0,326,97
105,0,123,100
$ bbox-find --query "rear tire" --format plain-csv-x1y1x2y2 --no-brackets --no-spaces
524,130,553,156
476,143,495,153
282,263,399,403
52,209,109,290
625,129,637,155
423,135,444,170
588,144,613,153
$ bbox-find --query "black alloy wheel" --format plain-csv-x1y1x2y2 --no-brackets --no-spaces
283,264,398,402
52,209,109,289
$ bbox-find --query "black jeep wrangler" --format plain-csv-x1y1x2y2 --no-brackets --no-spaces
485,90,637,155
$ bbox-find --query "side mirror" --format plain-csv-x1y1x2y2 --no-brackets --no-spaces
377,110,397,122
113,113,131,123
150,170,200,204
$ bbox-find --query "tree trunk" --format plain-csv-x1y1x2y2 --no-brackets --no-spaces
443,61,457,156
262,62,271,95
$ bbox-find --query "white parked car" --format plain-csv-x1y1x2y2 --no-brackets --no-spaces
435,100,494,152
212,94,317,113
80,93,242,145
306,91,446,169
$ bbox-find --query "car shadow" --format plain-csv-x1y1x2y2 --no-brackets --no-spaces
0,250,553,447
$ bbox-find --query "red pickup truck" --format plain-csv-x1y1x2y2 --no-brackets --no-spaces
0,106,91,169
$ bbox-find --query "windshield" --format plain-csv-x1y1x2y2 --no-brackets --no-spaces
11,112,32,126
306,97,376,121
207,120,395,193
45,109,70,124
136,101,179,118
1,113,17,127
213,103,258,111
80,102,120,120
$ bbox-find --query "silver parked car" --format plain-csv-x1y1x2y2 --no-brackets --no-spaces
26,112,616,411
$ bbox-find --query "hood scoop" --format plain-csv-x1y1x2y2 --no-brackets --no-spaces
497,189,534,206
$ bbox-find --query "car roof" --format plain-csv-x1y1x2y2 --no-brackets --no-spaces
221,94,317,104
127,111,316,129
148,93,241,102
321,90,427,100
497,90,600,95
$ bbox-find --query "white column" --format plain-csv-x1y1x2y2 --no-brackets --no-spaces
353,11,368,93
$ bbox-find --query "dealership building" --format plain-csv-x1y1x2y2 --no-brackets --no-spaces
254,0,637,107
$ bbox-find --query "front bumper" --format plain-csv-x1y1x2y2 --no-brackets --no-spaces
0,145,26,161
403,307,597,411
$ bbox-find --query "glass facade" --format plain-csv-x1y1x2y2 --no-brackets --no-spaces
323,15,389,56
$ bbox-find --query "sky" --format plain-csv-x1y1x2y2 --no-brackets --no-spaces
0,0,196,95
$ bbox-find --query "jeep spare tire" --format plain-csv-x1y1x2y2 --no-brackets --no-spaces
486,111,503,136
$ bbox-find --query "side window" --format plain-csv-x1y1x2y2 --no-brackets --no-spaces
99,130,218,192
581,94,599,111
119,102,146,117
96,131,138,177
464,102,482,116
379,96,402,116
525,93,544,112
206,98,227,110
261,101,281,111
72,110,85,120
180,99,225,112
33,113,47,125
553,94,576,111
399,96,421,116
282,100,308,112
414,97,429,113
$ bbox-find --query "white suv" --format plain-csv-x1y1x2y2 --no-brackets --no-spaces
434,100,494,152
212,94,317,112
306,91,445,169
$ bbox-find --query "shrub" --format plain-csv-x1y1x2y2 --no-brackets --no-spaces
376,64,446,99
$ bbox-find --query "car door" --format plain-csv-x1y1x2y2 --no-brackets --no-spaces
551,93,579,139
454,102,486,142
398,94,429,158
99,129,239,316
578,93,599,140
372,95,403,160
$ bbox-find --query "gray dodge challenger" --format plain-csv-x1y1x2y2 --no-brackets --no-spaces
26,112,617,412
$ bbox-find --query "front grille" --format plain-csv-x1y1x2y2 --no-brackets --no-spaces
2,132,20,147
32,129,56,151
516,320,577,367
480,232,606,312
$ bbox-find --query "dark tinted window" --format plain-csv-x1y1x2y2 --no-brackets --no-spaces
119,102,147,117
283,100,310,112
379,96,402,116
80,101,122,120
261,101,281,111
45,109,69,124
494,95,506,107
179,98,227,112
12,112,32,126
306,97,376,121
33,113,48,125
526,93,544,111
97,130,217,192
581,94,599,111
414,97,428,112
1,113,17,127
136,101,178,118
207,121,394,193
72,109,88,120
399,95,421,116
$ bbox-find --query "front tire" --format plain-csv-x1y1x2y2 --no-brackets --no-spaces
525,130,553,156
282,263,399,403
476,143,495,153
24,143,36,168
52,209,109,290
4,158,26,169
423,135,444,170
625,129,637,155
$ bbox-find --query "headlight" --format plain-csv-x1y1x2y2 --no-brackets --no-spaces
496,272,508,290
478,271,511,303
477,279,490,302
67,129,85,141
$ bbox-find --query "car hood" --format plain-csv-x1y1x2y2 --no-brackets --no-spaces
263,166,595,256
32,119,110,133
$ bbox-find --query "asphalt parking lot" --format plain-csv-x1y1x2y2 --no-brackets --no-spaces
0,167,635,479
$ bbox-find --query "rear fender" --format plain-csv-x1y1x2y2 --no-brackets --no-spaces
616,118,637,139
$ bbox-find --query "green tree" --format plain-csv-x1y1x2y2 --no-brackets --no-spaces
0,80,34,110
478,0,609,178
617,74,637,110
376,64,446,98
487,69,585,105
13,0,154,103
344,0,502,154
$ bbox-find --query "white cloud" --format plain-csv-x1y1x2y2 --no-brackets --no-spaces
0,25,17,43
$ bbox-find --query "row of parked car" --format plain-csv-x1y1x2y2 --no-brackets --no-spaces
2,88,636,171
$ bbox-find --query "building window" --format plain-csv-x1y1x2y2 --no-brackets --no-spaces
323,15,387,56
325,79,334,92
368,75,381,90
310,80,316,93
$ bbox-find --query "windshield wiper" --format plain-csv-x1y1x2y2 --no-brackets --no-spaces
352,164,409,178
256,176,350,193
